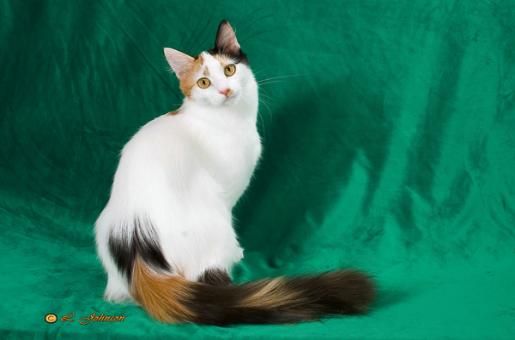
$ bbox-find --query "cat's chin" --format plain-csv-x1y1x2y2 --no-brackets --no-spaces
223,94,239,105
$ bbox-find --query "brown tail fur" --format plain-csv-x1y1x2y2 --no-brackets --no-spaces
131,258,375,325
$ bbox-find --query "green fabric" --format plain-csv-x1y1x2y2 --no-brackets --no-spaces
1,0,514,338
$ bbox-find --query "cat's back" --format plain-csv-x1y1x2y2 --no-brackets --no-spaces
108,113,193,199
122,113,184,157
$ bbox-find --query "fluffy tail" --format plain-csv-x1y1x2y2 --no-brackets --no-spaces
131,258,374,325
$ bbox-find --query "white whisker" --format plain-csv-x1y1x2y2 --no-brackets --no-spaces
258,80,293,86
257,74,304,84
257,98,272,142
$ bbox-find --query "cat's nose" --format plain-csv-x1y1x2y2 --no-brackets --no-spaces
219,88,232,97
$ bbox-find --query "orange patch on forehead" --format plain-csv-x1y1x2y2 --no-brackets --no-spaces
178,55,204,97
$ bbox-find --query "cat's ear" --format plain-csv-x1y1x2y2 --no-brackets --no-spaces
164,48,194,78
214,20,241,55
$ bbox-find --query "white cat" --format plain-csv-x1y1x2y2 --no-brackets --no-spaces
95,20,373,325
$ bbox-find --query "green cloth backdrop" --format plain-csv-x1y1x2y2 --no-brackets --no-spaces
1,0,514,338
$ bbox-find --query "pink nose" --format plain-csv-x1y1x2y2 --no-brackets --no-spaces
219,88,232,97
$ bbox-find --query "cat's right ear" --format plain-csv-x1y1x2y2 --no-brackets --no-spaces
214,20,241,55
164,48,194,78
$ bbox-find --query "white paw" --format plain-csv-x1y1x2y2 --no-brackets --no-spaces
103,280,132,303
104,289,132,303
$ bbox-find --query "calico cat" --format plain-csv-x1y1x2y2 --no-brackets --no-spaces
95,20,374,325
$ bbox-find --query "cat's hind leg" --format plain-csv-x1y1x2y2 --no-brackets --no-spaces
95,220,132,303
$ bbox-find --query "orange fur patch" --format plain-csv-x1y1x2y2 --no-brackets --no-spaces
178,55,204,97
131,258,194,323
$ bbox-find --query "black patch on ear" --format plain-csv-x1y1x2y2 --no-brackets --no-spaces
198,269,232,286
108,217,171,282
209,19,248,64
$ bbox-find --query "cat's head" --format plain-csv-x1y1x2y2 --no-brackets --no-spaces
164,20,255,107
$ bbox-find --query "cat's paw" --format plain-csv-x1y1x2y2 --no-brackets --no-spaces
104,289,132,303
103,279,132,303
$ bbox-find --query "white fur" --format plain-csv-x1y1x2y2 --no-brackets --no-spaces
95,53,260,302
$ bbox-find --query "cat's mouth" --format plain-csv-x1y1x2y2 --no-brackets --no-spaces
222,93,238,104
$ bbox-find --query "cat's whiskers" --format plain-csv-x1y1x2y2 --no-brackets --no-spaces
257,99,270,142
258,80,293,86
258,97,272,115
257,74,304,85
257,92,275,142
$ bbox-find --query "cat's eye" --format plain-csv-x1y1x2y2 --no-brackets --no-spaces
224,64,236,77
197,77,211,89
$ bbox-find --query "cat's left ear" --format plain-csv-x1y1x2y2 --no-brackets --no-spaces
214,20,241,55
164,48,194,78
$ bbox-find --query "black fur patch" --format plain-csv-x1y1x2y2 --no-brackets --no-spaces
108,218,170,281
198,269,232,286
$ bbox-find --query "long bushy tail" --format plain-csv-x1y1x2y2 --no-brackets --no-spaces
131,258,374,325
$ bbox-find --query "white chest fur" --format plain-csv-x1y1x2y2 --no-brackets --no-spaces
183,109,261,208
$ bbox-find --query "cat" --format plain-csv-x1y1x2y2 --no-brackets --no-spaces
95,20,374,325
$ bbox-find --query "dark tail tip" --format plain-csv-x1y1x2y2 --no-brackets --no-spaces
327,270,375,313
